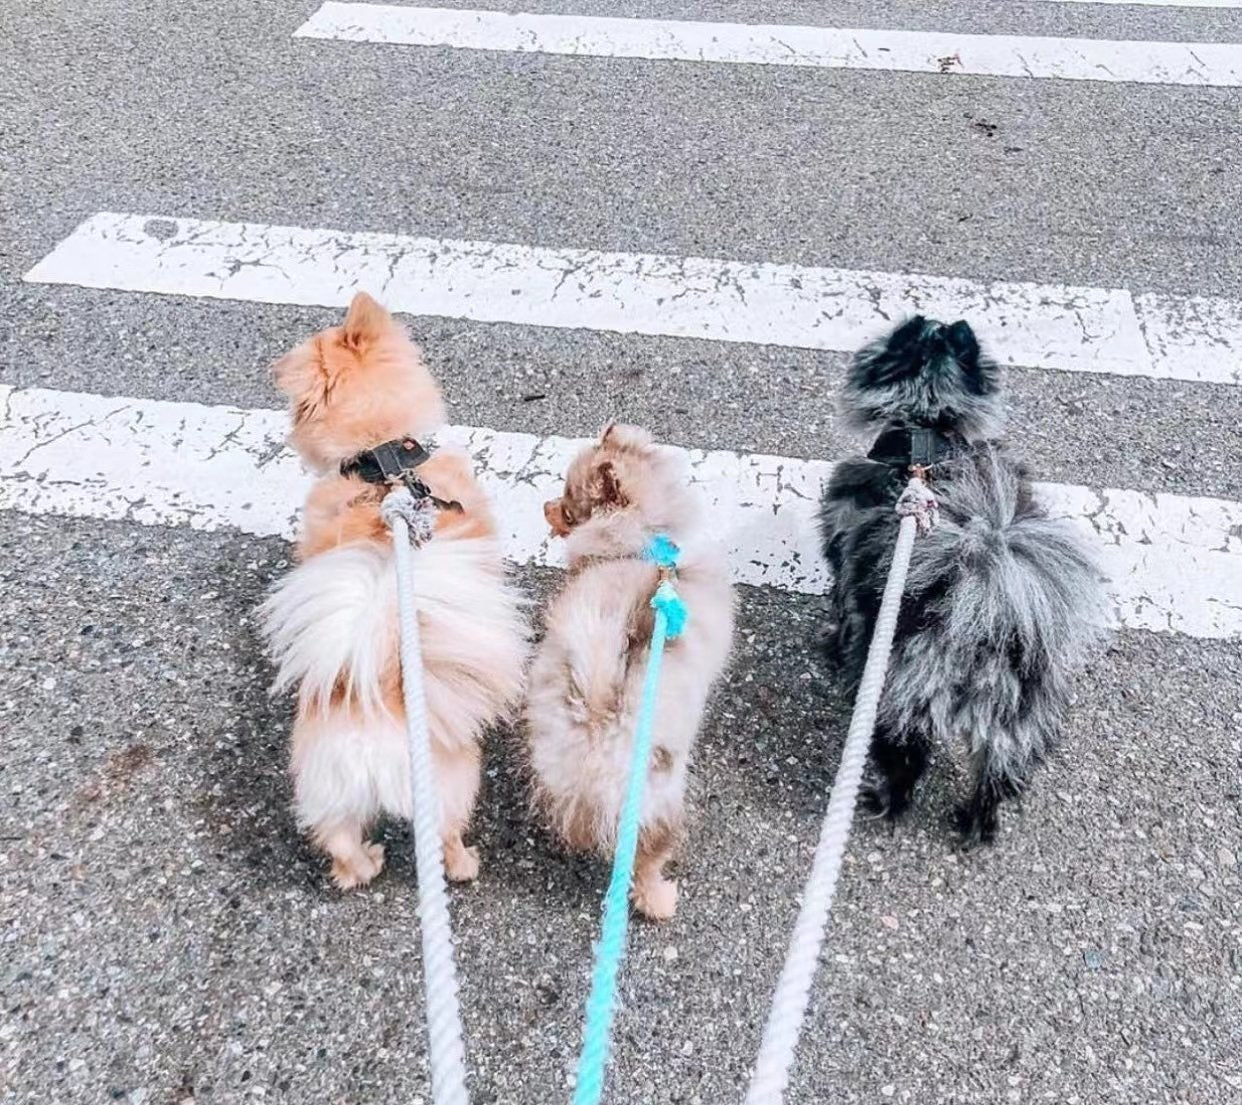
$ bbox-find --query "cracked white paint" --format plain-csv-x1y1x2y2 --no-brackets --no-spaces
24,213,1242,386
2,384,1241,639
293,4,1242,87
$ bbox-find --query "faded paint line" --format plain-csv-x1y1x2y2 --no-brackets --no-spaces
23,212,1242,386
294,3,1242,87
2,384,1240,639
1041,1,1242,8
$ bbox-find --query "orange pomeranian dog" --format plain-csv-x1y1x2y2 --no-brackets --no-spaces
259,292,527,890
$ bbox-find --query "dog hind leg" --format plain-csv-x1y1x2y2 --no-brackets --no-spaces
862,724,930,820
312,817,386,890
432,741,483,882
293,709,388,890
631,823,680,921
953,741,1033,846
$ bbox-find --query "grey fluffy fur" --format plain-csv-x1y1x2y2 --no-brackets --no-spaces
840,315,1005,439
820,317,1108,843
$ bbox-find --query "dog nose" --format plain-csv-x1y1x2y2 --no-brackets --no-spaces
544,499,569,536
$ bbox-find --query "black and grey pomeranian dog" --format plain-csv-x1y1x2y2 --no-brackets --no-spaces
820,316,1106,844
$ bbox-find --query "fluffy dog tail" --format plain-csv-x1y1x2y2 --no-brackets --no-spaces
259,543,396,714
893,450,1108,743
558,600,635,733
259,536,527,720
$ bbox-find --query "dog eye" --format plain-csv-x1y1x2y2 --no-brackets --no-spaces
562,504,576,525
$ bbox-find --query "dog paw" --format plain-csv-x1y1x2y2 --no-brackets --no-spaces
860,780,891,819
816,620,840,645
331,842,385,890
632,875,679,921
817,623,847,662
444,842,480,883
951,805,998,848
861,779,909,822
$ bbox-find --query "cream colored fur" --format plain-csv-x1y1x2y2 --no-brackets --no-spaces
525,427,735,919
258,293,528,889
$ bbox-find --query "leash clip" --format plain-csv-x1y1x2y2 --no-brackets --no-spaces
896,474,940,536
644,534,689,638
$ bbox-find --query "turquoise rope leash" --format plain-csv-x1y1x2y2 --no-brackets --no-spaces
571,534,689,1105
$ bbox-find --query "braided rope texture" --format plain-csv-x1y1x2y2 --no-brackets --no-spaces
745,510,920,1105
573,543,690,1105
382,489,471,1105
572,601,672,1105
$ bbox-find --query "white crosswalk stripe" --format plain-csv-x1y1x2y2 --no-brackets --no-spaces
13,190,1242,642
1041,0,1242,7
3,383,1241,639
24,212,1242,385
295,3,1242,86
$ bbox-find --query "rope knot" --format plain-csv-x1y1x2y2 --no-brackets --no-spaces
895,475,939,536
644,534,688,639
651,580,689,639
643,533,681,569
380,486,436,547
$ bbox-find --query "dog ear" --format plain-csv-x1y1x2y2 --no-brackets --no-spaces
342,291,393,348
271,343,327,425
595,459,627,507
888,316,927,350
945,320,981,371
599,423,653,452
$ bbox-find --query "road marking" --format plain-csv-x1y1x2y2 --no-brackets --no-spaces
293,3,1242,87
24,212,1242,386
2,384,1240,639
1041,1,1242,8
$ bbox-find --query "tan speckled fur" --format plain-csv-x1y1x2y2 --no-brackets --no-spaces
526,425,735,920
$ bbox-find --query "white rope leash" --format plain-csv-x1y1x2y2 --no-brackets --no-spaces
744,475,937,1105
381,487,471,1105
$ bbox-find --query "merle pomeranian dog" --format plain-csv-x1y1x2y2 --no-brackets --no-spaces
819,317,1106,844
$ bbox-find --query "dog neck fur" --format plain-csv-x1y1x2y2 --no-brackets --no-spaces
563,434,702,567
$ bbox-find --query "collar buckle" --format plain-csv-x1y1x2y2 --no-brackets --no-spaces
340,436,463,513
866,425,960,476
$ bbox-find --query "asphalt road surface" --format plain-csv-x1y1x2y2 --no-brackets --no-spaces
2,2,1240,1104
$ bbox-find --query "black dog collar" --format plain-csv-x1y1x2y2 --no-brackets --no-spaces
340,436,462,512
340,436,432,484
867,425,961,471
